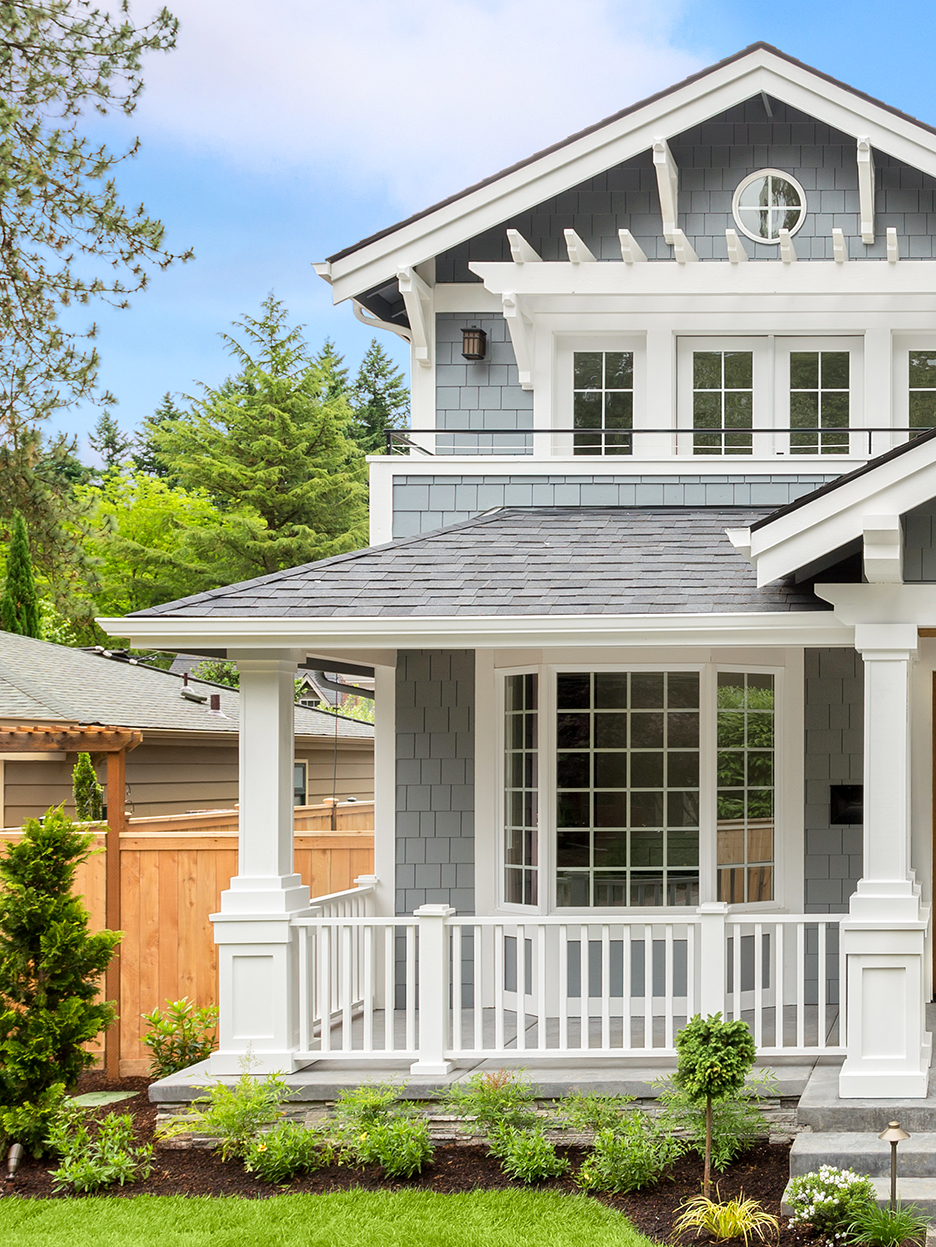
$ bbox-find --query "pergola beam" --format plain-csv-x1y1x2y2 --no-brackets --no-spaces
0,725,142,753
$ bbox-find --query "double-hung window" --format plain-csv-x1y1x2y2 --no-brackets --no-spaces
500,665,779,911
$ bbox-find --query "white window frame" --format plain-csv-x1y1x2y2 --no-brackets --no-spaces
773,336,864,459
894,334,936,439
553,334,646,458
496,660,789,917
676,337,771,458
731,168,807,245
293,759,308,807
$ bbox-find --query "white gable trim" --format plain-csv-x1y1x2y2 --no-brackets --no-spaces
745,435,936,586
324,46,936,304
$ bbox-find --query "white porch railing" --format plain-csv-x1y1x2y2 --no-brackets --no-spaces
291,898,844,1067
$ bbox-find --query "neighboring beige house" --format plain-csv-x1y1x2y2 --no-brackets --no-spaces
0,633,374,825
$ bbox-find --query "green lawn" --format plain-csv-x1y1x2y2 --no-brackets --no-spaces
0,1189,654,1247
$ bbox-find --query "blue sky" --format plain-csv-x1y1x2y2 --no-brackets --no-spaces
57,0,936,455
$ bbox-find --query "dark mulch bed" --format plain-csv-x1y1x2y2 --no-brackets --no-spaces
3,1072,818,1247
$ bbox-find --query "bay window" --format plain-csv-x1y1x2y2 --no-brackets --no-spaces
501,665,779,911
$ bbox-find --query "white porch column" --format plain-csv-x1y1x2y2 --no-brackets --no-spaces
839,624,931,1097
209,652,311,1074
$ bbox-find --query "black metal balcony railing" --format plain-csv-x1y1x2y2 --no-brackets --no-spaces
385,426,934,457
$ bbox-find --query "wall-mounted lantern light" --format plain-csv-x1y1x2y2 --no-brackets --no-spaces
461,326,487,361
879,1121,909,1209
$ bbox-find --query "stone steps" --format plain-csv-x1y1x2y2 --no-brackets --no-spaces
791,1132,936,1178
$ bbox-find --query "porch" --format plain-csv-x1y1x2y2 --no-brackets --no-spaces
287,881,844,1071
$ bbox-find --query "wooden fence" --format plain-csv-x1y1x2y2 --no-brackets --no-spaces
0,801,374,1075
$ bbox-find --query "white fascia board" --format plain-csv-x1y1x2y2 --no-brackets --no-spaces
750,438,936,585
99,611,852,652
468,258,936,301
815,583,936,624
326,48,936,304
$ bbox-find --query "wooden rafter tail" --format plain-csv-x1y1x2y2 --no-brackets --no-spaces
0,725,142,753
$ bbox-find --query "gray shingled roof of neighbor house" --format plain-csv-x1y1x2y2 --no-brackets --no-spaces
130,507,829,619
0,632,373,738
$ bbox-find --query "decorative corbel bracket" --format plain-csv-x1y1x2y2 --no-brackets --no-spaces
502,292,534,391
863,514,903,584
857,138,875,245
653,138,679,244
396,266,433,368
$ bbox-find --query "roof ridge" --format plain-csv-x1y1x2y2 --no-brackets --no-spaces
325,42,936,267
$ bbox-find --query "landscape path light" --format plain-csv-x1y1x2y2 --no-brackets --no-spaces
878,1120,909,1210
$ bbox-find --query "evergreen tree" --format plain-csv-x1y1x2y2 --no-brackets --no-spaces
0,807,120,1104
88,411,133,472
0,1,191,421
312,338,350,403
349,339,410,453
132,392,184,478
0,512,40,637
157,296,368,579
71,753,103,821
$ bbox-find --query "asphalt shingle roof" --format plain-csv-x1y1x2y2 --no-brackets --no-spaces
132,507,828,620
0,633,373,738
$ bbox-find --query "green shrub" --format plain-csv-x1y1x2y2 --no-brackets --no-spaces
786,1166,876,1238
157,1068,290,1161
0,1082,68,1157
355,1116,434,1178
49,1107,153,1192
71,753,103,821
488,1124,569,1184
443,1069,538,1134
673,1013,757,1198
557,1092,634,1134
848,1201,930,1247
673,1192,779,1246
141,997,219,1078
576,1115,684,1195
656,1070,775,1171
334,1082,406,1129
0,807,121,1107
243,1121,333,1183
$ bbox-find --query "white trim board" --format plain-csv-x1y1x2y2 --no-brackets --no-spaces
100,612,854,653
744,433,936,585
324,46,936,303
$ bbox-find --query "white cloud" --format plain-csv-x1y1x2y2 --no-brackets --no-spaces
131,0,703,209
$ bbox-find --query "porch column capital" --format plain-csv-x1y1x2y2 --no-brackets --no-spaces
853,622,918,658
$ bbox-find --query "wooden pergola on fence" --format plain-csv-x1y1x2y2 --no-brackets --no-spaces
0,724,142,1079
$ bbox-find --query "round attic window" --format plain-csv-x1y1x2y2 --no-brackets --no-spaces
732,169,806,244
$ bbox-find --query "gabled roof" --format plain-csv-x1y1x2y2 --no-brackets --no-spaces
737,429,936,586
0,633,372,739
321,43,936,303
126,507,828,619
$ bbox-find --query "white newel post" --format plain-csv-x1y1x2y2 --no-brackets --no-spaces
839,624,932,1097
411,904,454,1075
209,653,311,1074
697,902,728,1017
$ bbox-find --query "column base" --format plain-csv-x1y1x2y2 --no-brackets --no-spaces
409,1059,454,1076
207,1048,315,1076
838,1063,931,1099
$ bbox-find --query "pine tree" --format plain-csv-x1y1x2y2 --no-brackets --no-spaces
0,807,121,1104
72,754,103,821
158,296,368,579
312,339,350,403
349,339,410,453
132,392,185,478
88,412,133,472
0,2,191,422
0,512,40,637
